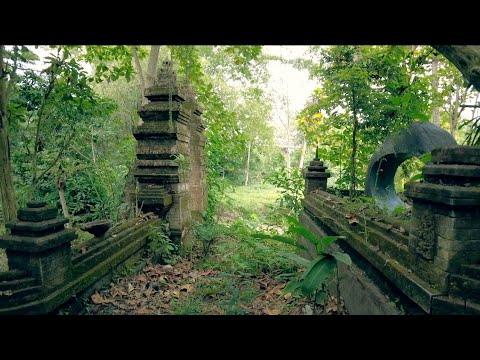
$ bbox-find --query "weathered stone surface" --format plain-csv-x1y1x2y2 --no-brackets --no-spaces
405,182,480,206
26,200,46,208
17,206,57,222
423,164,480,178
465,300,480,314
431,296,466,315
0,217,162,314
0,229,76,252
6,217,68,235
409,202,436,260
450,274,480,301
431,145,480,165
365,122,457,212
81,220,113,238
460,264,480,280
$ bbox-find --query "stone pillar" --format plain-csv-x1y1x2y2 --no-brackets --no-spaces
132,60,191,243
304,157,330,195
0,200,77,290
182,83,207,221
405,146,480,289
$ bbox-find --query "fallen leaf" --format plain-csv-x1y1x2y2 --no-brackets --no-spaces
110,287,127,297
81,246,88,254
136,274,148,283
264,307,281,315
126,299,140,307
284,293,292,301
180,284,194,293
144,286,154,298
136,307,151,315
128,283,134,293
172,290,180,298
399,226,406,234
91,292,112,305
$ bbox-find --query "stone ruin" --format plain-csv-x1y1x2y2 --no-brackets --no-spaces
301,142,480,314
126,60,207,243
365,122,457,212
0,60,208,314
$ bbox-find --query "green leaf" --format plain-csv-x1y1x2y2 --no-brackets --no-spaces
252,233,305,249
407,112,430,122
408,173,423,182
332,252,352,266
284,278,303,294
290,225,320,247
315,291,328,305
300,254,325,280
278,251,311,267
321,236,338,248
419,152,432,164
301,256,336,296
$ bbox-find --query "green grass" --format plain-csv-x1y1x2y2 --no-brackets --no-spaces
219,184,281,225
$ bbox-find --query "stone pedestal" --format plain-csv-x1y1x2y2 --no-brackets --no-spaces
0,200,77,290
405,146,480,288
304,158,331,195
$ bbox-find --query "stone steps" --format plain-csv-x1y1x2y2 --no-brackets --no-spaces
460,264,480,280
0,285,42,306
449,274,480,301
0,269,27,282
0,277,38,291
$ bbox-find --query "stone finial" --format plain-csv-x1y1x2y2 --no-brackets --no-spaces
304,157,331,195
0,200,77,290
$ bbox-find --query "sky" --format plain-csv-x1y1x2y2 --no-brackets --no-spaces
263,46,318,126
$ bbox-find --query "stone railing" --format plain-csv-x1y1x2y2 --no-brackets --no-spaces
0,201,164,314
300,146,480,314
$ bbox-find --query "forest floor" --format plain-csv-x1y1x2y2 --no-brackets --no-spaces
82,184,346,315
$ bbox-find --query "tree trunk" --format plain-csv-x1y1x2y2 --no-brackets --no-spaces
349,91,358,199
56,178,71,228
130,46,148,105
244,141,251,187
431,55,440,126
0,45,17,223
298,135,306,170
145,46,161,88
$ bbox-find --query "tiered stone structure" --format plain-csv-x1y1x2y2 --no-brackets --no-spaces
131,60,206,243
0,200,77,290
304,152,330,195
405,146,480,313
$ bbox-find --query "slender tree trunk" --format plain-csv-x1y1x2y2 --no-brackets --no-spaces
130,46,148,105
451,87,460,137
56,177,71,228
298,135,306,170
0,45,17,222
244,141,251,187
432,55,440,126
145,46,161,88
349,90,358,199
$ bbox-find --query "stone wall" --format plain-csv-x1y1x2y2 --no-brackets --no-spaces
300,145,480,314
0,201,164,314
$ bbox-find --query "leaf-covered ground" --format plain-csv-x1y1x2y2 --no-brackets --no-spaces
83,185,347,315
